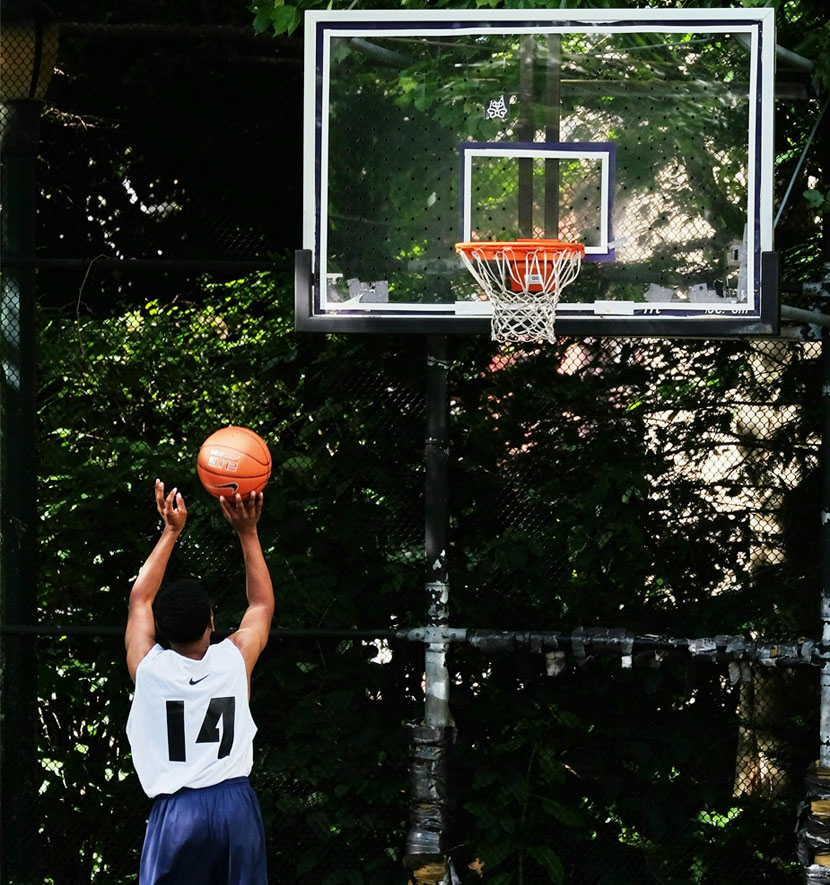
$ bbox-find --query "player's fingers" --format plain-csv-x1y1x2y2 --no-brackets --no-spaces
246,490,262,517
163,488,177,515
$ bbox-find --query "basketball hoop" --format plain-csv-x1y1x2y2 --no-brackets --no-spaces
455,239,585,343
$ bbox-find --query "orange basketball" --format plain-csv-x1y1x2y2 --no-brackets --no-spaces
197,426,271,498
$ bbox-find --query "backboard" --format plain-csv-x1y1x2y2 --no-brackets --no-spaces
297,8,777,337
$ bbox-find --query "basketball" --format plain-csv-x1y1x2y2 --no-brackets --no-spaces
197,426,271,498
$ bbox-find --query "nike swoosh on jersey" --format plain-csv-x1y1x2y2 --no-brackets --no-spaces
189,675,210,685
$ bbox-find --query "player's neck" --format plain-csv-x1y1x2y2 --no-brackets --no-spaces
170,625,212,660
171,641,208,660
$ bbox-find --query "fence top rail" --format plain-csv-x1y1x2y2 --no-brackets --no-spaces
2,623,822,668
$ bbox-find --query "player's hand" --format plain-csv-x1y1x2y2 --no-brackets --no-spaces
219,490,263,534
155,479,187,534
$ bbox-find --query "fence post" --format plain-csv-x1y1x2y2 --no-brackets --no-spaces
0,68,50,879
800,98,830,879
1,8,60,872
798,325,830,880
404,336,455,885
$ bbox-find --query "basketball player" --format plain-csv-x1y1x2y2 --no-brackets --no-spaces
125,479,274,883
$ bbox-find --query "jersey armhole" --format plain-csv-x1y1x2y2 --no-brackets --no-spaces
134,643,164,678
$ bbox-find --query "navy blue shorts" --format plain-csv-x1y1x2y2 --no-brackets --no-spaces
140,776,267,884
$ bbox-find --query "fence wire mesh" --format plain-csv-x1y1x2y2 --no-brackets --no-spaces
6,279,822,884
1,8,828,885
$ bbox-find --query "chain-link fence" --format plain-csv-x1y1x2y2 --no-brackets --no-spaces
6,292,824,883
1,7,828,884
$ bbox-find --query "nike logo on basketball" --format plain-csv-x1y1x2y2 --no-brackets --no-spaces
189,675,209,685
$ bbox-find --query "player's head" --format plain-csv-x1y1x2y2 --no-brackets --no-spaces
153,579,213,645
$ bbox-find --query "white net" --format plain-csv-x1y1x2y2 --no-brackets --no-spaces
456,241,583,343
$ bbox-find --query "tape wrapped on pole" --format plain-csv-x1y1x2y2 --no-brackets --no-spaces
798,763,830,875
404,725,455,871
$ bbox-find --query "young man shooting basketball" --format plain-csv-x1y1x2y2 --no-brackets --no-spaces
125,479,274,884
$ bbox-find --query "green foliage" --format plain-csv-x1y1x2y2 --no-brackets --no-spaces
32,251,819,883
34,272,428,879
251,0,804,37
791,21,830,92
804,188,830,213
251,0,302,36
445,333,817,880
458,703,579,883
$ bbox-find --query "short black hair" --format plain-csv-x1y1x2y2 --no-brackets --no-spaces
153,579,212,645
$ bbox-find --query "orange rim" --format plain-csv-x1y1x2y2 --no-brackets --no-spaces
455,239,585,260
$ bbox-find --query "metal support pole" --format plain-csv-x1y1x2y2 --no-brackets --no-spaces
800,102,830,880
544,34,561,239
797,324,830,881
518,34,534,239
405,336,454,884
821,328,830,769
424,335,451,728
0,98,42,882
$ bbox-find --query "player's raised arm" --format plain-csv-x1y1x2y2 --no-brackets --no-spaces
220,491,274,685
125,480,187,682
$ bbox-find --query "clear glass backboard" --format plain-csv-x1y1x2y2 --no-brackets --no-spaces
297,8,777,336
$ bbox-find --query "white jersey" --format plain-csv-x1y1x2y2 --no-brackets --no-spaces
127,639,257,798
